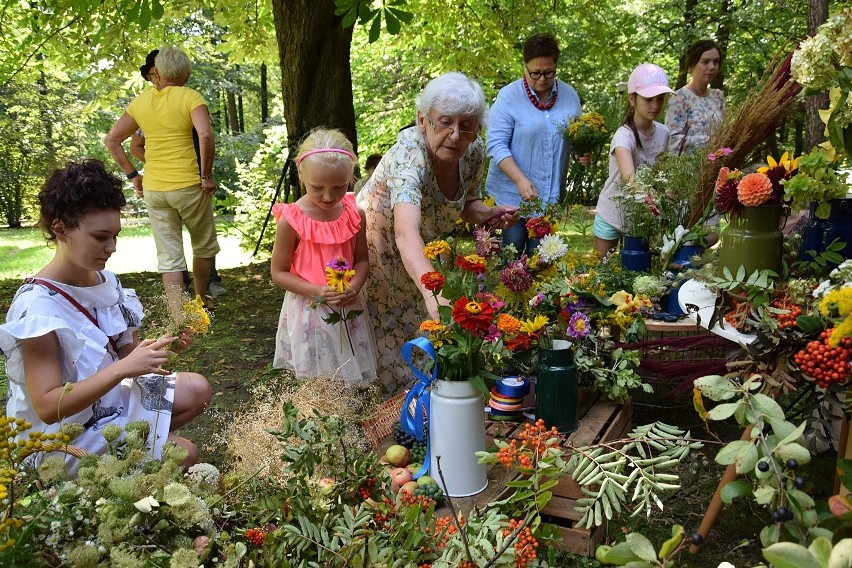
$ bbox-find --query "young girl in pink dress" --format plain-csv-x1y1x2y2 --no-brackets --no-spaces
270,129,378,382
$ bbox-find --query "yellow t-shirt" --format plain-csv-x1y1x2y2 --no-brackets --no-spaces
127,86,206,191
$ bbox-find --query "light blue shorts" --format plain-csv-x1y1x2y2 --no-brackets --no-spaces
592,214,622,240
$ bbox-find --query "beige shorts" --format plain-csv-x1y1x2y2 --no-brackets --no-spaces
143,184,221,273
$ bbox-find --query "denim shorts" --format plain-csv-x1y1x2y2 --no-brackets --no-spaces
592,214,621,240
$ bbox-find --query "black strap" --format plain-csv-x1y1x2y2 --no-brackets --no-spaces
26,277,119,353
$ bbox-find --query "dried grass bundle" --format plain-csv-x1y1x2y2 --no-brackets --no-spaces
686,51,802,227
224,376,382,484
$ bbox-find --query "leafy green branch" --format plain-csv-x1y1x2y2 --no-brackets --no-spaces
568,423,703,528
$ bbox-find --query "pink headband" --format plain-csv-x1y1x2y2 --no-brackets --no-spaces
297,148,356,165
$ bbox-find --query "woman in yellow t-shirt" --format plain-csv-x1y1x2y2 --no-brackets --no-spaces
105,46,220,307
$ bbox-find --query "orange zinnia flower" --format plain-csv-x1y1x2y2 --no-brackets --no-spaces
455,254,487,274
496,313,522,334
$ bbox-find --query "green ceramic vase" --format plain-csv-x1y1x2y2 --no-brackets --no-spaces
717,205,783,277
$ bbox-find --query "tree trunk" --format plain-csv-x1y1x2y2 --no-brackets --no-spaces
805,0,829,151
712,0,731,91
227,91,239,134
260,62,269,124
37,70,55,161
238,92,245,133
271,0,357,154
675,0,700,89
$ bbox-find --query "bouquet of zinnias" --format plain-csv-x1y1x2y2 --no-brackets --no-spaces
418,239,538,397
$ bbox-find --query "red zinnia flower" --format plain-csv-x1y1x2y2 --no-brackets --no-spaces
455,254,487,273
420,271,446,292
451,297,494,332
505,333,535,352
525,217,553,239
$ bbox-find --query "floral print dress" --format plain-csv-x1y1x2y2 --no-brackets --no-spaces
665,87,725,154
0,271,175,476
356,126,485,395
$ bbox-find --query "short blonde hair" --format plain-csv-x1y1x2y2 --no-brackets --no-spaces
155,46,191,83
295,128,357,179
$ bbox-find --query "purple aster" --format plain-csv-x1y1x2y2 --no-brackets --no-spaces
567,312,591,339
500,259,533,293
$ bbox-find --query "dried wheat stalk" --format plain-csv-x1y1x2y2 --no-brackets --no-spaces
686,51,802,227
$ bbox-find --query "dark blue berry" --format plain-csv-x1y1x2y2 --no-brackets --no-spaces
691,533,704,545
757,461,770,472
786,459,799,470
794,476,806,489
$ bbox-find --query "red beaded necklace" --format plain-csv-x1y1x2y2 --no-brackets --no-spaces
522,78,558,111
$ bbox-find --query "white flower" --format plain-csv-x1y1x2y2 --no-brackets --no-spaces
186,462,221,487
814,278,833,298
536,234,568,263
661,225,689,257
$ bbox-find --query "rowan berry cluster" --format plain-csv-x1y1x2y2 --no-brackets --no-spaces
501,518,539,567
245,527,266,546
769,299,802,329
357,476,378,500
497,420,561,470
793,329,852,387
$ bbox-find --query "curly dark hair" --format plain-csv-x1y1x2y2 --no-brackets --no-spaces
684,39,722,70
38,160,126,243
523,33,560,63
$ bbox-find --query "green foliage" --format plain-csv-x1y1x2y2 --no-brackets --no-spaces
793,238,847,278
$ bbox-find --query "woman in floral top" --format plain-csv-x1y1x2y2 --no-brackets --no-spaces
356,72,518,395
665,40,725,154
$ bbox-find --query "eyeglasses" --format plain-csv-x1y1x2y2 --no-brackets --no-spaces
425,114,479,142
524,64,556,80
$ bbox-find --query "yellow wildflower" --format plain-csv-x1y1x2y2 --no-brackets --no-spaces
520,315,549,334
184,296,210,334
325,266,356,292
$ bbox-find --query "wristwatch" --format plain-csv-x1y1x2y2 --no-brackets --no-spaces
201,174,214,180
127,170,139,180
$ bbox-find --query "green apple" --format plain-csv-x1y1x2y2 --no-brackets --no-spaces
416,475,436,486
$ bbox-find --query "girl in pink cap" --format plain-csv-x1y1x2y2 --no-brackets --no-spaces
593,63,674,257
270,129,378,383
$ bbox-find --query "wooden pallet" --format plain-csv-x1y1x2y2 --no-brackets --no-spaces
378,388,634,556
483,389,634,556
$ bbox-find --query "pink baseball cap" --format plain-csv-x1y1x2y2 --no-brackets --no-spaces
627,63,674,97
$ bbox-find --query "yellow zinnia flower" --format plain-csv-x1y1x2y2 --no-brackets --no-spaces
423,240,451,259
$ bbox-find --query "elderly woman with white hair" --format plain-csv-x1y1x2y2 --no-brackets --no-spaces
357,71,519,394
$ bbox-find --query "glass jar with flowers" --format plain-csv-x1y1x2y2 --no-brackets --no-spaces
613,189,659,272
714,152,798,277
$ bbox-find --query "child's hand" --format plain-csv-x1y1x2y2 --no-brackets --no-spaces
170,330,195,354
119,336,175,376
328,286,360,308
